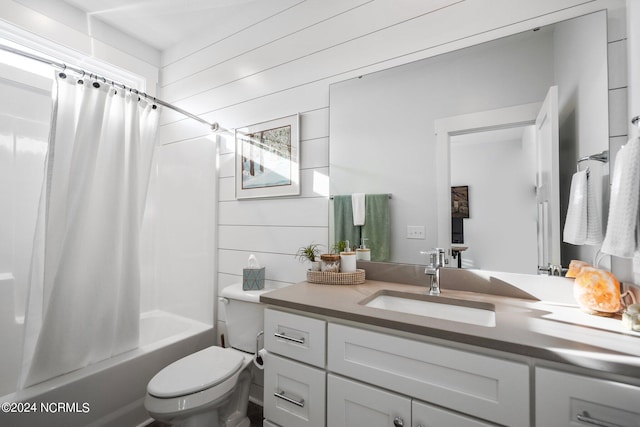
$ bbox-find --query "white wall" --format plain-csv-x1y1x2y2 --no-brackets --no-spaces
153,0,628,334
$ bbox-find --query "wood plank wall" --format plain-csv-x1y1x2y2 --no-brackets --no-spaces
153,0,627,331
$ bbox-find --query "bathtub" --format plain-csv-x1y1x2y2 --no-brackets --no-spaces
0,310,214,427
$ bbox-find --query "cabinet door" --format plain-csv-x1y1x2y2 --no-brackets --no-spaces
327,374,411,427
328,323,529,427
536,367,640,427
263,352,325,427
413,399,498,427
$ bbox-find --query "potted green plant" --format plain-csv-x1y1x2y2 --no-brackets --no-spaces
296,243,323,271
332,240,348,254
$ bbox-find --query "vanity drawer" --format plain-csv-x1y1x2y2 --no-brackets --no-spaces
264,308,326,367
263,352,326,427
413,399,498,427
536,367,640,427
328,323,529,427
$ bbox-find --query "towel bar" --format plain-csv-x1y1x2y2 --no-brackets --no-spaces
329,194,392,199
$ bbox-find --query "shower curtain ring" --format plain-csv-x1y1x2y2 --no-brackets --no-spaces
89,73,100,88
58,63,67,79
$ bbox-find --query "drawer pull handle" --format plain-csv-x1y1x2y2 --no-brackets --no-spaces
274,390,305,407
274,331,305,344
393,417,404,427
576,411,623,427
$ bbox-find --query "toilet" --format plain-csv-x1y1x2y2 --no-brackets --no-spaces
144,283,270,427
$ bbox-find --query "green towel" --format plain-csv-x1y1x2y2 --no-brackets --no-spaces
333,195,360,251
362,194,391,261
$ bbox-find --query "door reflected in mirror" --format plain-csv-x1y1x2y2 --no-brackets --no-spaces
450,126,538,273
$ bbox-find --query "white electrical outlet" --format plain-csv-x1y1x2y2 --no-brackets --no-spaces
407,225,425,239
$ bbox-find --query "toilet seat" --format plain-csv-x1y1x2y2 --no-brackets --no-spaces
148,346,244,398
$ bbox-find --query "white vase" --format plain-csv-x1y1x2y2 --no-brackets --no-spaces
356,248,371,261
310,261,321,271
340,252,357,272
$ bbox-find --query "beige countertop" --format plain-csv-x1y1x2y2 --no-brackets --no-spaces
260,278,640,379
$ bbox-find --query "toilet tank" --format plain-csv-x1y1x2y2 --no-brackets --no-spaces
220,283,271,353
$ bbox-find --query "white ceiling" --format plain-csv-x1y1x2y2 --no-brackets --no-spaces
61,0,302,51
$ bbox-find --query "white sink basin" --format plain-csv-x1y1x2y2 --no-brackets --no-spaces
362,291,496,327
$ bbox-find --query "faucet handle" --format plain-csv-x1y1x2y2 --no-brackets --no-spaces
420,250,438,267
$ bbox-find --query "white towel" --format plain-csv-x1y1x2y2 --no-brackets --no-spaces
601,138,640,258
563,170,588,245
584,172,603,245
352,193,366,226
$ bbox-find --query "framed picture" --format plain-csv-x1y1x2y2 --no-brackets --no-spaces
451,185,469,218
235,114,300,199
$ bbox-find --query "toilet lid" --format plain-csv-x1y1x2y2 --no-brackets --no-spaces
147,346,244,398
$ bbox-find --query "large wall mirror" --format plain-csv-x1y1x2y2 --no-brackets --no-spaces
329,11,609,274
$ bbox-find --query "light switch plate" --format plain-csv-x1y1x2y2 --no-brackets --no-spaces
407,225,425,239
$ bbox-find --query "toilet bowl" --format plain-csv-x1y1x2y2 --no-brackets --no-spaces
144,283,270,427
144,346,253,427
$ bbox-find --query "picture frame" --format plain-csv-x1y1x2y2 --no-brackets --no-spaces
451,185,469,218
235,114,300,199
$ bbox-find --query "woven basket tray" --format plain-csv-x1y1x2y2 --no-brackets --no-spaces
307,269,366,285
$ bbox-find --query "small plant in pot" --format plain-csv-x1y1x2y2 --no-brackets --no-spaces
296,243,323,271
332,240,348,254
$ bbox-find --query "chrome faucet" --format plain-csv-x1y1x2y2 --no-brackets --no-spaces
537,264,564,276
422,248,446,295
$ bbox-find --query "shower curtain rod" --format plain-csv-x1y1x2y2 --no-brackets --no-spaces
0,43,219,132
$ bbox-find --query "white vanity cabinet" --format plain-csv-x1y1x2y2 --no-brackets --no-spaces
262,308,326,427
263,306,640,427
536,367,640,427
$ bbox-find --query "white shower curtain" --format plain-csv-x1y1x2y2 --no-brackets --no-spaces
19,72,159,388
